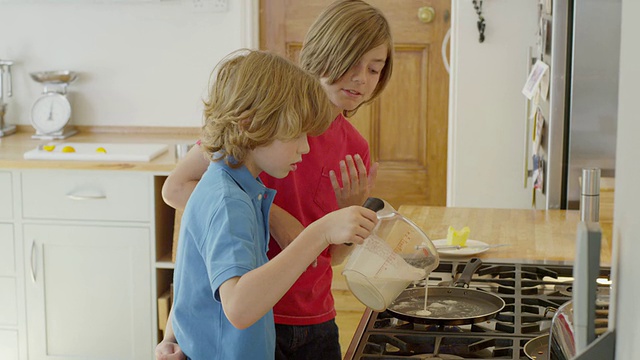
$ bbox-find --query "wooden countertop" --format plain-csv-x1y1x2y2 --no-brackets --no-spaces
3,129,613,266
397,205,613,266
0,127,199,173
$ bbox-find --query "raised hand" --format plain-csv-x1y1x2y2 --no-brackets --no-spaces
329,154,379,209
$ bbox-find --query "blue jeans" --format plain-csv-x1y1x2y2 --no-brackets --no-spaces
274,319,341,360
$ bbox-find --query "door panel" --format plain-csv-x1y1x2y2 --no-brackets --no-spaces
260,0,450,207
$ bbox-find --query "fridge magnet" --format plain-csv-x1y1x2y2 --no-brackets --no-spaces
535,157,545,191
532,154,540,187
540,63,550,100
544,18,552,56
544,0,553,16
535,107,545,150
532,109,544,154
522,60,549,100
532,155,545,190
537,16,545,60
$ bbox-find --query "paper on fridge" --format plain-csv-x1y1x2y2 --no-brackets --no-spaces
522,60,550,100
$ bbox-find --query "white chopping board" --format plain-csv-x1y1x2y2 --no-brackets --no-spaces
24,142,169,162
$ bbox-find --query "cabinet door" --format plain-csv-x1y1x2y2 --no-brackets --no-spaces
0,223,18,359
0,223,15,277
0,172,12,219
24,224,152,360
0,329,19,360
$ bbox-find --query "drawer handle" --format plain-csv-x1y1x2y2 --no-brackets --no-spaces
30,241,37,283
66,193,107,201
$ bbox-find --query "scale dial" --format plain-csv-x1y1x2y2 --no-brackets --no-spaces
31,92,71,135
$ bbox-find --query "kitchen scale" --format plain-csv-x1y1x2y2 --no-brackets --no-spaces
29,70,78,140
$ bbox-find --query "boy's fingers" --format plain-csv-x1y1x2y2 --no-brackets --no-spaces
354,154,368,187
339,159,350,191
346,155,358,183
329,170,340,192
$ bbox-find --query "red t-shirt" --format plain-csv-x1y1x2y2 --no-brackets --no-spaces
260,114,371,325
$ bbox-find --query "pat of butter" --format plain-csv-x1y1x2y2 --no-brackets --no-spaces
447,226,470,246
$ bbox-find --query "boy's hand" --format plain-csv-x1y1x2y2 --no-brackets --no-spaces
316,206,377,246
155,340,185,360
329,154,378,209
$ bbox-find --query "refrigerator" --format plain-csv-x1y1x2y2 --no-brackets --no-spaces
532,0,621,210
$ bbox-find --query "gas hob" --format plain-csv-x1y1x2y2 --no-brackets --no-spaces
344,260,611,360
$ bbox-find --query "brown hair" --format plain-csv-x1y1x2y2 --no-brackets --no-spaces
200,49,333,167
299,0,394,117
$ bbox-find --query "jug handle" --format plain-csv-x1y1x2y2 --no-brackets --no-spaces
363,197,385,212
345,198,386,246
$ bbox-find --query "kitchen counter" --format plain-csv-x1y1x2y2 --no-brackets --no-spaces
397,205,613,266
2,128,613,265
0,127,199,172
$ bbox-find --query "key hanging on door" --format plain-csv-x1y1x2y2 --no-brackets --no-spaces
472,0,486,43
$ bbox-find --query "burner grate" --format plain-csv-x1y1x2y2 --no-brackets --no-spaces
346,261,611,360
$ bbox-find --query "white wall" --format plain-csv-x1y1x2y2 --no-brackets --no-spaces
448,0,538,209
611,0,640,357
0,0,255,129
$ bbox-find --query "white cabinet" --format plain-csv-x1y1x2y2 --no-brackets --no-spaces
23,224,151,360
0,259,18,328
0,223,19,360
18,170,155,360
0,170,19,360
0,172,12,219
0,329,19,360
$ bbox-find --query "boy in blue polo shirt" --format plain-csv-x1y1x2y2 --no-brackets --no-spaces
170,49,378,359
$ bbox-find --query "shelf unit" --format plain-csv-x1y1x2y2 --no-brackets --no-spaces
153,176,176,341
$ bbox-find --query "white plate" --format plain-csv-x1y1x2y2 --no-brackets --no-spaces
433,239,490,256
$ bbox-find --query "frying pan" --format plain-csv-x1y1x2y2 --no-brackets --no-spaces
524,334,549,360
387,258,505,326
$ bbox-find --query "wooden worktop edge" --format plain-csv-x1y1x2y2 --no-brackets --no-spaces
14,125,201,136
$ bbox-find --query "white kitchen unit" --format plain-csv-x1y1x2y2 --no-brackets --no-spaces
0,172,12,220
0,171,19,360
14,170,159,360
23,224,151,359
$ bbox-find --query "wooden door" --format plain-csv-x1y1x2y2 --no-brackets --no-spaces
260,0,451,207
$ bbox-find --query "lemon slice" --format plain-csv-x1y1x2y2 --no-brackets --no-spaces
446,226,470,247
61,146,76,153
42,145,56,152
96,147,107,153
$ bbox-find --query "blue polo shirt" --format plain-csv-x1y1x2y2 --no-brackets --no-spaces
172,160,276,359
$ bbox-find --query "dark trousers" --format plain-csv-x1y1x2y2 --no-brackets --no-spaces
274,319,341,360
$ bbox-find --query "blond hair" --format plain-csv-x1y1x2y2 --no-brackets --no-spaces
200,50,333,167
299,0,394,117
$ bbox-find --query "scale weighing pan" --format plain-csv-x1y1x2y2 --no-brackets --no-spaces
30,70,78,85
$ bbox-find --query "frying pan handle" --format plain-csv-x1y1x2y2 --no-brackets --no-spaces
362,197,385,212
453,257,483,288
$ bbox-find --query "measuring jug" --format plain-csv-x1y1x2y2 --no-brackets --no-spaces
342,198,439,311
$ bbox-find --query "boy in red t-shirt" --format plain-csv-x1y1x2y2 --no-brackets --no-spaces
157,1,393,359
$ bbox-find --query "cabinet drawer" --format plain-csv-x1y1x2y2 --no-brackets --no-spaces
22,171,151,222
0,277,17,326
0,172,12,219
0,224,14,276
